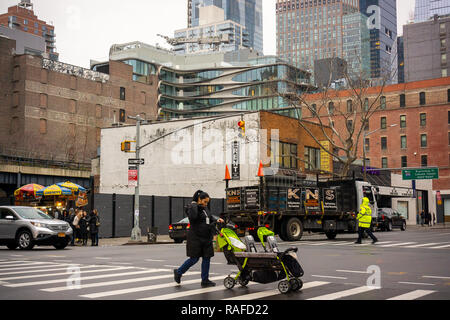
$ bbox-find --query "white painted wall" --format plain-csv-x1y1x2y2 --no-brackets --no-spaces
99,113,269,199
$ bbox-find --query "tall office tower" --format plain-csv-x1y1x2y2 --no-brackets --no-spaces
187,0,263,54
0,0,58,60
360,0,397,82
415,0,450,22
275,0,359,72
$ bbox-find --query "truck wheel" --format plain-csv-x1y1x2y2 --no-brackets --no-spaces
282,218,303,241
325,231,337,240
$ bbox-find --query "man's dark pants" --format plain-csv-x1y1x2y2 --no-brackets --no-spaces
356,227,378,243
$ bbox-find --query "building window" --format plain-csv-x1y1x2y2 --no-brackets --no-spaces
421,134,428,148
448,89,450,103
274,142,298,169
347,100,353,113
347,120,353,131
365,138,370,152
380,96,386,110
442,69,448,78
39,119,47,134
401,156,408,168
420,113,426,127
400,94,406,108
364,98,369,111
381,137,387,150
120,87,126,101
400,115,407,128
304,146,320,171
401,136,407,149
328,102,334,115
419,92,426,105
381,117,387,129
421,155,428,167
442,54,447,64
381,157,388,169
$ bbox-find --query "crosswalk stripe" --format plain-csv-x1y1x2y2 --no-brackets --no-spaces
336,270,369,274
387,290,435,300
223,281,329,301
379,242,417,247
373,241,395,245
141,279,253,300
429,244,450,249
81,275,226,299
328,242,355,246
0,260,26,264
308,242,340,246
0,261,58,268
42,270,199,292
307,286,377,300
0,266,131,281
0,264,93,276
423,275,450,280
403,243,442,248
4,268,170,288
0,263,72,272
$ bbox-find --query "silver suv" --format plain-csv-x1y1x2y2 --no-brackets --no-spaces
0,206,73,250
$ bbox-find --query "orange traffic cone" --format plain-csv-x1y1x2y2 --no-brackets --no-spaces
257,161,264,177
225,165,231,181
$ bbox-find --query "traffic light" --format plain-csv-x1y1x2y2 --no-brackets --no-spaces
238,120,246,138
121,141,131,152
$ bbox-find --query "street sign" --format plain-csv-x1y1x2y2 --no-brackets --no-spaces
128,158,145,165
128,168,138,187
402,168,439,180
231,141,240,180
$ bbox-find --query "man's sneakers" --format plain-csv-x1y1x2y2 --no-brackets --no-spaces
354,241,362,244
372,239,378,244
201,280,216,288
173,269,181,284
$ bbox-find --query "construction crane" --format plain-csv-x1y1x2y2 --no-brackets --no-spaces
157,33,230,52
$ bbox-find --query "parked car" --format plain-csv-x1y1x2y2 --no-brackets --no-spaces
0,206,73,250
169,217,237,243
376,208,407,232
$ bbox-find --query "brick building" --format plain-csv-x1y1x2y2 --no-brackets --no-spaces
303,77,450,220
0,36,158,199
0,0,58,60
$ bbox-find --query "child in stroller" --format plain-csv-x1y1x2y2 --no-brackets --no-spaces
217,226,304,294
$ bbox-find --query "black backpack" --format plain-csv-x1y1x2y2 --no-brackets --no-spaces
282,254,304,278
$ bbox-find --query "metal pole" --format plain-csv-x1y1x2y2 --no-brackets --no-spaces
131,115,142,241
363,133,367,182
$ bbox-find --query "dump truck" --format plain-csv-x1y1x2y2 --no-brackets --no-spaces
224,175,413,241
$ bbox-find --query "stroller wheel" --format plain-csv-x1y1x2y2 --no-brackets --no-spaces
224,276,236,289
290,278,303,292
278,280,291,294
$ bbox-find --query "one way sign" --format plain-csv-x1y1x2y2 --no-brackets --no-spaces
128,158,145,165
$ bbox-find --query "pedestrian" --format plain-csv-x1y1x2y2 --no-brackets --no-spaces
427,211,432,227
79,210,89,246
89,209,100,246
68,208,76,246
173,190,224,287
355,197,378,245
420,210,425,226
73,210,82,244
433,212,436,226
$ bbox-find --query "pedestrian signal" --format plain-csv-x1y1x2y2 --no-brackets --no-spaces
121,141,131,152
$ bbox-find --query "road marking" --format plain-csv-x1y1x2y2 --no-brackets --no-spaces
387,290,435,300
0,263,72,272
336,270,369,274
94,257,112,260
372,241,395,245
308,285,377,300
0,260,28,265
379,242,417,247
41,269,191,292
223,281,330,301
308,242,340,246
80,275,226,299
141,279,253,300
145,259,165,262
0,261,59,269
9,255,23,257
403,243,442,248
328,241,356,246
164,265,181,268
0,266,131,282
312,275,348,280
110,262,133,265
0,264,94,276
429,244,450,249
4,268,170,288
423,275,450,280
45,255,66,258
398,282,435,286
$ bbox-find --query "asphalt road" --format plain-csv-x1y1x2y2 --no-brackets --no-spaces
0,226,449,301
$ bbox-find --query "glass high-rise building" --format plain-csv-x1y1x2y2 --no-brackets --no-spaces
187,0,263,54
415,0,450,22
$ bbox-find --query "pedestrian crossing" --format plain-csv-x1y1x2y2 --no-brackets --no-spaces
0,259,445,301
286,240,450,249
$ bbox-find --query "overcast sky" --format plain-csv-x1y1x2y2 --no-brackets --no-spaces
0,0,416,68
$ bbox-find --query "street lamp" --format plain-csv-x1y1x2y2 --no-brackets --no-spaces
363,124,398,181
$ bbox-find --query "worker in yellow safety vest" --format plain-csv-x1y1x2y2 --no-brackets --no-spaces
355,197,378,244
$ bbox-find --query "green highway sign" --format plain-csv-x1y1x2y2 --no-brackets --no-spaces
402,168,439,180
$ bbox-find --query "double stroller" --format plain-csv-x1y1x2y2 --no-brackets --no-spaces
217,226,304,294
